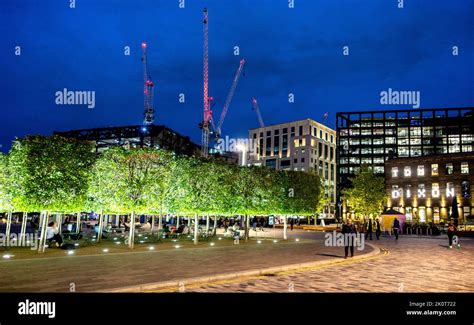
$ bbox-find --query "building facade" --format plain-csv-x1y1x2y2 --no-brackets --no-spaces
385,153,473,224
247,119,337,215
336,108,474,217
55,125,201,156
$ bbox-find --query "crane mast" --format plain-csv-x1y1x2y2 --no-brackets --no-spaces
251,97,265,128
141,42,154,125
215,58,246,137
200,8,211,157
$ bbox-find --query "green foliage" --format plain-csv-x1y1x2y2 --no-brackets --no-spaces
8,135,96,212
342,165,386,218
3,135,324,217
0,153,13,212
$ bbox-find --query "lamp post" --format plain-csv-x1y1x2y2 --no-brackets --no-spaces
236,144,247,166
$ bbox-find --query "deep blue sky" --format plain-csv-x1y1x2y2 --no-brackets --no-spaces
1,0,473,152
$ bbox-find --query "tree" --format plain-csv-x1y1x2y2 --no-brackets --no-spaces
342,165,386,220
0,153,12,213
8,135,96,251
89,147,168,248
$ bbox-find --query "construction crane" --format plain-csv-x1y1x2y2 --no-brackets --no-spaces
251,97,265,128
200,8,211,157
141,42,154,125
323,111,329,124
214,58,246,138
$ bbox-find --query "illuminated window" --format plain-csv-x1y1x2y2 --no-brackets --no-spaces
417,165,425,176
431,164,439,176
418,184,426,198
419,207,426,223
405,185,412,198
461,162,469,174
432,183,440,198
392,185,400,199
404,166,411,177
462,181,470,198
391,167,398,178
447,182,455,198
433,207,440,224
446,163,453,175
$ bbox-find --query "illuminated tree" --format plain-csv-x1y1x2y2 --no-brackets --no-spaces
342,165,386,220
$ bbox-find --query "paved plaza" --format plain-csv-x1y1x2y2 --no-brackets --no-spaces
1,228,472,293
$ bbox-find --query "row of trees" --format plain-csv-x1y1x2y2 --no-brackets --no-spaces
0,135,324,250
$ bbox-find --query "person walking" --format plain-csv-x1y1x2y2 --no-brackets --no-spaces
447,218,460,249
375,218,381,240
393,217,400,240
365,217,373,240
341,218,357,258
290,218,294,231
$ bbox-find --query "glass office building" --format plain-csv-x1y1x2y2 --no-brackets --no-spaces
336,108,474,215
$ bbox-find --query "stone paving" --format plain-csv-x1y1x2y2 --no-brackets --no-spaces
0,230,368,292
188,235,474,292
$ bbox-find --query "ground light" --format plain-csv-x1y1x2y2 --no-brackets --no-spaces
115,242,121,245
295,238,300,242
3,254,13,259
273,240,278,243
67,250,74,255
210,242,215,246
148,246,155,250
102,249,109,253
257,240,262,244
174,245,181,249
74,243,79,247
218,237,222,240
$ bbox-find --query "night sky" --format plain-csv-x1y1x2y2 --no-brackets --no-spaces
1,0,473,152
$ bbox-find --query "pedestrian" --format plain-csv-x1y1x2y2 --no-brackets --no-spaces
252,217,257,232
290,218,294,231
259,217,265,231
393,217,400,240
365,217,373,241
341,218,357,258
447,218,460,249
224,218,229,233
375,218,381,240
46,222,63,248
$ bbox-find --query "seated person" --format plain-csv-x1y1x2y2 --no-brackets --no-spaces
176,224,185,234
162,224,171,238
141,221,152,231
46,222,63,248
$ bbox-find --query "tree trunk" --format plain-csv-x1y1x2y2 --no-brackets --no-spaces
39,211,49,253
151,215,156,232
213,215,217,236
245,214,250,241
283,215,288,240
20,212,27,246
176,215,180,227
193,213,199,245
56,214,62,234
76,212,81,234
129,212,135,249
97,210,104,243
158,214,163,230
206,213,210,234
5,211,12,247
115,214,120,227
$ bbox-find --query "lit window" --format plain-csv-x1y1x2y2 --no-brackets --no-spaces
432,183,440,198
461,162,469,174
418,184,426,198
462,181,470,198
404,166,411,177
446,163,453,175
405,185,412,198
391,167,398,178
446,182,455,198
392,185,400,199
431,164,439,176
417,165,425,176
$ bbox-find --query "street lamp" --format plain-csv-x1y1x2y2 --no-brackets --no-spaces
236,144,247,166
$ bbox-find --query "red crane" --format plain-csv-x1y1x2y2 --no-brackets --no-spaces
199,8,211,157
141,42,154,125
